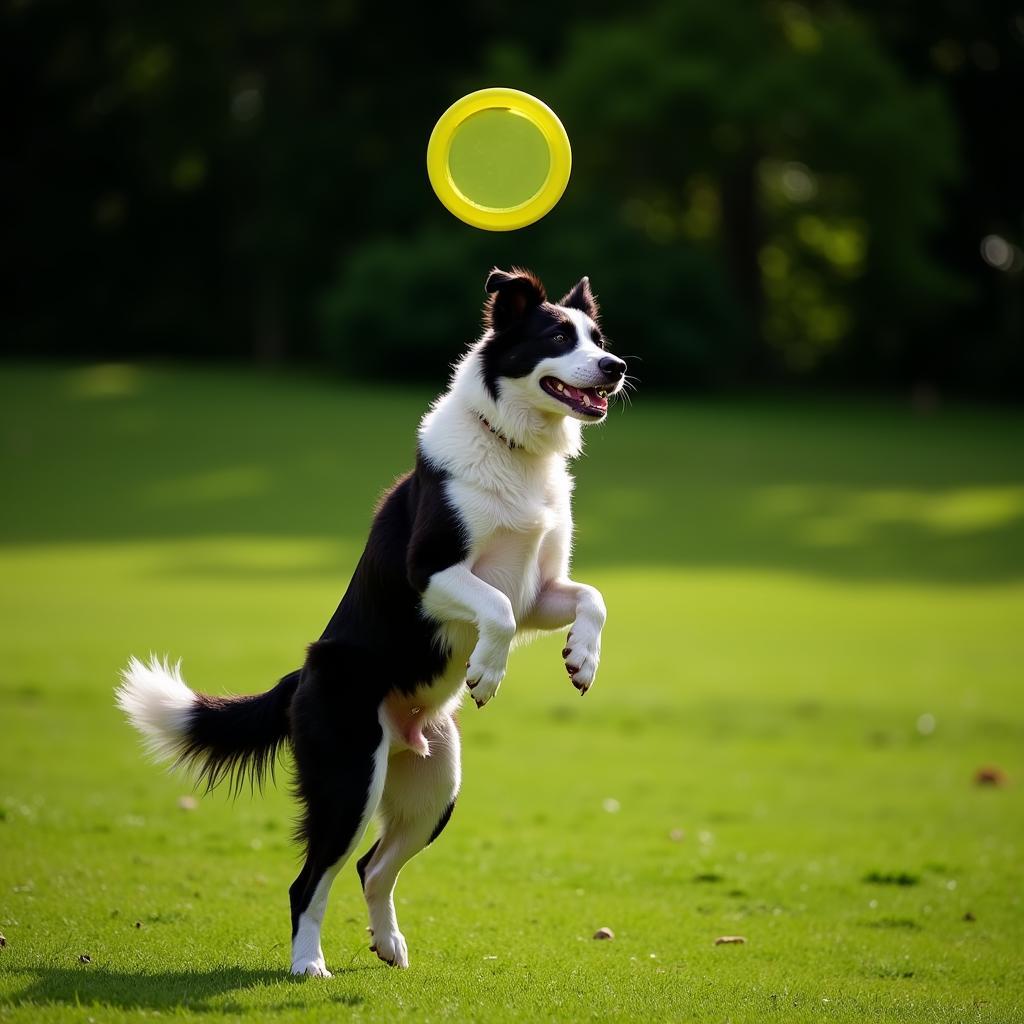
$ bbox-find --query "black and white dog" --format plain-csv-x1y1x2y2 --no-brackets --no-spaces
117,268,627,976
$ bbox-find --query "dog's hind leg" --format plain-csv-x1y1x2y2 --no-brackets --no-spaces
288,659,388,977
356,712,460,969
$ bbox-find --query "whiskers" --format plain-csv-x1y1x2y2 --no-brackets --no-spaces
620,375,640,407
611,354,641,412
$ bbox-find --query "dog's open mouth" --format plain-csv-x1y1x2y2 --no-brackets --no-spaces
540,377,609,417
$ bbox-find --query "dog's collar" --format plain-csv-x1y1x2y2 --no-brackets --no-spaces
477,413,520,451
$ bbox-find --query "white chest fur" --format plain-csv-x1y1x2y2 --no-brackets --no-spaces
418,351,579,625
447,466,570,621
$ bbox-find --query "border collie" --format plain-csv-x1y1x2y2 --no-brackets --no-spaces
116,267,627,976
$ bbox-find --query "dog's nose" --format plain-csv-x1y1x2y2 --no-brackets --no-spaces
598,356,626,382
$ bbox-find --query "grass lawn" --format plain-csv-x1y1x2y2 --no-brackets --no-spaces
1,363,1022,1023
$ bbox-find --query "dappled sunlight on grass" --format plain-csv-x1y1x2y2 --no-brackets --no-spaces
4,365,1023,586
755,484,1024,541
66,362,145,400
746,483,1024,561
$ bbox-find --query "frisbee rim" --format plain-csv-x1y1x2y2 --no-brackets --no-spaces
426,87,572,232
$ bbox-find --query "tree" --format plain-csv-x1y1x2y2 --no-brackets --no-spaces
523,0,962,382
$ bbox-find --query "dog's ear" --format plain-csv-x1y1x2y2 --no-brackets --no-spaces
484,267,546,330
559,276,599,320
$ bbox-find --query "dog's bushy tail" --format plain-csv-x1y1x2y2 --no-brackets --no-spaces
116,656,300,794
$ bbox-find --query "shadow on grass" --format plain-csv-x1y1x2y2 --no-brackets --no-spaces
5,964,371,1013
2,364,1023,583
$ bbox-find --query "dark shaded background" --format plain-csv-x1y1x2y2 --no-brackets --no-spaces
6,0,1022,397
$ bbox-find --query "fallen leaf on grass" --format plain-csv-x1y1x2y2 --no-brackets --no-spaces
973,766,1008,787
593,927,615,940
714,936,746,945
863,870,919,886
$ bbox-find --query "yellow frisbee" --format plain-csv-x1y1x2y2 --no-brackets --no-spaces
426,87,572,231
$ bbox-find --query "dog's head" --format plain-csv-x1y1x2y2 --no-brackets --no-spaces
478,268,626,424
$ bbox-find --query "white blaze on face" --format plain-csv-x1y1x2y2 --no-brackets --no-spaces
543,306,607,388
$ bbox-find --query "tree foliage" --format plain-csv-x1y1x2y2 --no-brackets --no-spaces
320,1,965,387
8,0,1017,394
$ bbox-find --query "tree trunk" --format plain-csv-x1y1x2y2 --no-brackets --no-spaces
253,271,286,363
720,147,766,380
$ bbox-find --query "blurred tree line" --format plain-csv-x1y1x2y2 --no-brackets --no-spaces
6,0,1022,396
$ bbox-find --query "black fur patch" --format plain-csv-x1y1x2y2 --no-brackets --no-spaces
484,267,546,330
356,840,380,891
287,649,385,930
319,448,468,696
176,670,300,795
427,800,456,845
559,276,599,321
287,448,471,926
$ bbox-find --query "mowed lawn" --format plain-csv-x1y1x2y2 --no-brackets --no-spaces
1,363,1022,1024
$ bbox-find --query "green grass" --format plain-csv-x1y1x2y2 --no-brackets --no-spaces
1,363,1022,1023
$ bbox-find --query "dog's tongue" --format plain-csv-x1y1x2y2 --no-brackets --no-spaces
563,383,608,412
546,377,609,412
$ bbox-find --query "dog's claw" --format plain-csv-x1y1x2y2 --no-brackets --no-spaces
562,647,572,658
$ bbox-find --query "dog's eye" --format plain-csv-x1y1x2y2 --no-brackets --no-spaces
554,333,566,343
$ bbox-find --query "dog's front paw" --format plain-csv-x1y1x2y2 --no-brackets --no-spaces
465,641,509,708
370,929,409,968
291,957,332,978
562,625,601,694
